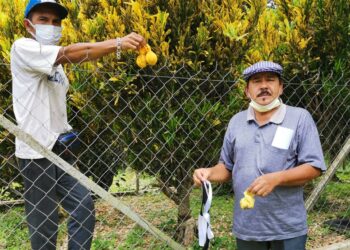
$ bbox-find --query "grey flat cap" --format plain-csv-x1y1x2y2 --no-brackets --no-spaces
243,61,283,81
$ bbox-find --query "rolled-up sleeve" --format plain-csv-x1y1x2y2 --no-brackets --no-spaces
296,110,326,172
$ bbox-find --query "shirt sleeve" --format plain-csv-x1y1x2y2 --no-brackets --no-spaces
219,119,235,171
12,38,61,76
296,110,326,172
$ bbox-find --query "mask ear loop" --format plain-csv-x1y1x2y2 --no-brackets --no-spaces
25,19,37,40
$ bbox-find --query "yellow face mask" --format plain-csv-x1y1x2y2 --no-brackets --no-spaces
249,98,281,113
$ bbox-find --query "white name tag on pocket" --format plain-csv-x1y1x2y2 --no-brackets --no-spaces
271,126,294,150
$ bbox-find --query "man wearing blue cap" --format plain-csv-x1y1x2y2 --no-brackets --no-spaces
193,61,326,250
11,1,146,249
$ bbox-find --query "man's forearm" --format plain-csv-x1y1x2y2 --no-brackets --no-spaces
277,163,322,186
248,163,322,196
208,163,232,183
55,39,117,65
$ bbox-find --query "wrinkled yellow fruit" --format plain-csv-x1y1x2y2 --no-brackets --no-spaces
240,191,255,210
136,54,147,68
146,51,158,66
139,44,151,55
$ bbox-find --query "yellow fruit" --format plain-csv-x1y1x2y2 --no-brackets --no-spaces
139,44,151,55
240,191,255,209
136,54,147,68
240,199,249,209
145,51,158,66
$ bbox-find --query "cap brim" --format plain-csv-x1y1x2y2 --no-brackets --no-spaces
28,2,68,19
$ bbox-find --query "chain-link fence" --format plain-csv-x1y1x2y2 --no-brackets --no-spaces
0,59,349,249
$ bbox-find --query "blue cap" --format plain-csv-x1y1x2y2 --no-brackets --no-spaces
243,61,283,81
25,0,68,19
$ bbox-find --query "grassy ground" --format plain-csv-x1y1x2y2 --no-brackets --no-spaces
0,167,349,249
0,188,349,249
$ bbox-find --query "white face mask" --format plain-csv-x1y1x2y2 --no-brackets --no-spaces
249,97,281,113
27,19,62,45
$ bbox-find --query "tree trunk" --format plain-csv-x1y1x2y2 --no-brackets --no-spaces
175,174,196,246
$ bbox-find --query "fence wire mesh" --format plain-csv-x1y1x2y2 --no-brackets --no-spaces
0,59,349,249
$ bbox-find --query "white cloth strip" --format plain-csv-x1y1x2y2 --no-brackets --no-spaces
198,180,214,247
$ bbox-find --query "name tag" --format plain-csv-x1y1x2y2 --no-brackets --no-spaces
271,126,294,150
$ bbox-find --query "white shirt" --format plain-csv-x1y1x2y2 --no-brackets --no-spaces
11,38,72,159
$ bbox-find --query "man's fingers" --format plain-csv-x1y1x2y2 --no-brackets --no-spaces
121,40,139,50
121,33,146,50
127,33,146,46
248,177,274,197
248,179,266,196
247,179,259,194
193,175,202,187
193,179,201,187
193,169,209,187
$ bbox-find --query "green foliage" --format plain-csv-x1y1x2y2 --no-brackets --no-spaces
0,0,349,243
2,0,348,75
0,0,348,184
336,160,350,182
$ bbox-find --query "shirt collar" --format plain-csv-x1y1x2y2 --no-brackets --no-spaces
247,103,286,125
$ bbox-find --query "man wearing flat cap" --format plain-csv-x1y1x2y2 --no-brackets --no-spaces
193,61,326,249
11,0,146,249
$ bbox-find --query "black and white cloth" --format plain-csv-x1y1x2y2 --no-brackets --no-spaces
198,180,214,249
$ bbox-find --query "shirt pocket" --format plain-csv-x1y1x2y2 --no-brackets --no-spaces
260,144,290,173
271,126,294,150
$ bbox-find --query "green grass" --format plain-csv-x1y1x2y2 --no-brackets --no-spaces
0,206,30,250
92,233,117,250
119,227,146,249
1,164,349,249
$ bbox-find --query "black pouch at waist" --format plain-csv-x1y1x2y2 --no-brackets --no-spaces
53,130,81,160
